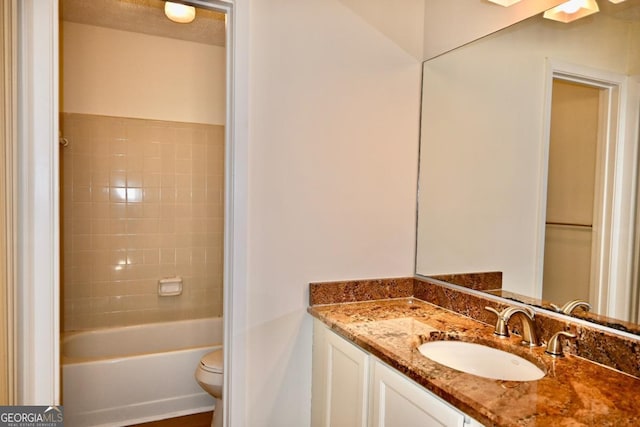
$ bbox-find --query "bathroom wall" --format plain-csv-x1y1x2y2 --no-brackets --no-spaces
61,22,225,331
542,80,600,304
61,114,224,331
631,21,640,74
245,0,421,425
336,0,426,60
422,0,565,59
62,21,225,125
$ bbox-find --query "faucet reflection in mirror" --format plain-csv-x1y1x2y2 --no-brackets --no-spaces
551,299,592,315
416,1,640,335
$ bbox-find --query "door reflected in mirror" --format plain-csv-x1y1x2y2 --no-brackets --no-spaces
542,79,600,307
416,1,640,333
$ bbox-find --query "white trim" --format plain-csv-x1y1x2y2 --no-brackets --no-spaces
534,61,553,298
185,2,248,426
538,59,636,320
186,2,247,425
223,2,250,426
224,2,248,426
16,0,60,405
628,74,640,324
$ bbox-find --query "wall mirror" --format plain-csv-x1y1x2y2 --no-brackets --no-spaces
416,0,640,335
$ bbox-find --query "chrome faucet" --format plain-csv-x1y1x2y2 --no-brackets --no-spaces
550,299,591,315
485,306,539,347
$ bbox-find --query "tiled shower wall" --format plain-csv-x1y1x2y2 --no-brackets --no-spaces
61,113,224,331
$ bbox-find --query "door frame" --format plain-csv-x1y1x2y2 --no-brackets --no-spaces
16,0,61,404
185,2,248,425
16,1,249,425
630,74,640,324
1,0,17,405
537,59,637,319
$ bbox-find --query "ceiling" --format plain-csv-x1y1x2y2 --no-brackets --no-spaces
598,0,640,21
60,0,226,47
59,0,640,50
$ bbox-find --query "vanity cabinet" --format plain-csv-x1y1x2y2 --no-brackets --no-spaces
311,319,369,427
312,320,482,427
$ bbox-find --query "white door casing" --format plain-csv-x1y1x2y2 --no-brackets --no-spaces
537,59,637,320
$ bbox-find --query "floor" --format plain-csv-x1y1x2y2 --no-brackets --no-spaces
128,411,213,427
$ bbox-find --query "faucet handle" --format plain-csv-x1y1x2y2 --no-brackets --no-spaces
485,306,501,317
484,306,508,337
545,331,576,357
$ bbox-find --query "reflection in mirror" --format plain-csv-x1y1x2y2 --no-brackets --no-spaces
543,79,600,307
416,1,640,334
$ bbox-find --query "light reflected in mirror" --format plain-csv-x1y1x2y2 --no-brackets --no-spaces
416,0,640,335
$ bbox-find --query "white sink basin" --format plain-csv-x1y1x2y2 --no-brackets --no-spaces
417,341,545,381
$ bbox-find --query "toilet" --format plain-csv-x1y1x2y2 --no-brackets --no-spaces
195,349,224,427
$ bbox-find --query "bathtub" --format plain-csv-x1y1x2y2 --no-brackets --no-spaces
62,317,222,427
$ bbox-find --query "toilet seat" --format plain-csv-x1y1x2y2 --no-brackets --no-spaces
200,349,223,374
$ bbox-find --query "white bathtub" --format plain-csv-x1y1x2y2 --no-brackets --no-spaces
62,317,222,427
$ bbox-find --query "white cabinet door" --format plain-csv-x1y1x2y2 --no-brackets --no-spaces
312,322,482,427
312,320,369,427
370,360,467,427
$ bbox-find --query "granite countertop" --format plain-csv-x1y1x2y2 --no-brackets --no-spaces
308,298,640,426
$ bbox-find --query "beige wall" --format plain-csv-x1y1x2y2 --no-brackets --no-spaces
61,113,224,331
246,0,421,425
422,0,565,59
61,22,226,125
545,81,599,227
334,0,567,62
336,0,425,60
631,22,640,75
542,80,600,304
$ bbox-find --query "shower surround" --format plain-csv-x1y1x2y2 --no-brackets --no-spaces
61,112,224,331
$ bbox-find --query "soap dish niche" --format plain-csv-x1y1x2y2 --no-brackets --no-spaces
158,277,183,296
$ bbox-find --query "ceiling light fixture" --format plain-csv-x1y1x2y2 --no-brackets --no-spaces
487,0,522,6
608,0,626,3
164,1,196,24
543,0,599,23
